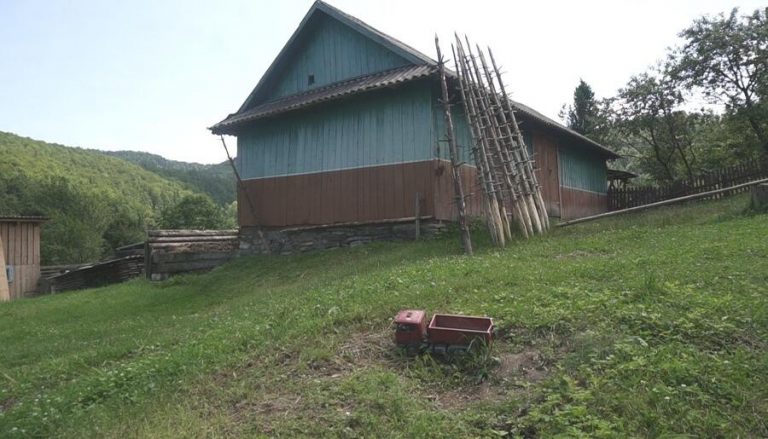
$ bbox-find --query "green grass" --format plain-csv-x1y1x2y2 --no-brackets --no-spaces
1,196,766,437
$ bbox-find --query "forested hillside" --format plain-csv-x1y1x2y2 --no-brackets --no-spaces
0,132,197,264
99,150,235,204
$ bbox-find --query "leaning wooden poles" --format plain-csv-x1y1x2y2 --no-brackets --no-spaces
448,34,549,246
452,43,508,246
435,36,473,255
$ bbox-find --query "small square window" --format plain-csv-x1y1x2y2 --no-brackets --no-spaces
307,74,315,86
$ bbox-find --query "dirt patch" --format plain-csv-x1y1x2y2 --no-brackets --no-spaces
337,328,393,369
433,347,549,410
496,349,549,383
210,325,565,430
0,397,17,413
555,250,593,259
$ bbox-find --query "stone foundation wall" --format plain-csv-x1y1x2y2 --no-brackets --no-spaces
239,220,448,256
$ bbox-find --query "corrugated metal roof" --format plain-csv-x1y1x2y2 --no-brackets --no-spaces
211,65,435,134
508,99,619,159
0,215,48,223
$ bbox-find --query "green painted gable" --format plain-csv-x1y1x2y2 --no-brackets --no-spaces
262,13,411,102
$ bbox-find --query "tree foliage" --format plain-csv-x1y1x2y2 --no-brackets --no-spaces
561,80,600,136
158,194,235,230
611,70,700,182
100,150,235,204
0,131,234,264
591,7,768,184
671,7,768,154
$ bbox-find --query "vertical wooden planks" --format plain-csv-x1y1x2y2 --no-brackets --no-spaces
0,233,8,301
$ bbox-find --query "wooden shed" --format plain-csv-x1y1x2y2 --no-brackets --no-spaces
0,216,46,300
211,1,619,230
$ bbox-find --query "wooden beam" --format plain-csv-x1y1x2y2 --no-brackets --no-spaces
147,230,238,238
435,36,472,255
558,178,768,227
0,234,9,301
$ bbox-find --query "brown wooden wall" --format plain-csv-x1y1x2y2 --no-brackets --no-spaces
0,221,42,299
531,130,562,217
433,161,484,221
237,129,610,228
560,187,608,220
239,160,439,227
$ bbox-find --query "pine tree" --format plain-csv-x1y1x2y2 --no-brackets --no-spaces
562,79,599,136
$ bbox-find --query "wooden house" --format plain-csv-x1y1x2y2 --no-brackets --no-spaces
0,216,46,300
211,1,618,232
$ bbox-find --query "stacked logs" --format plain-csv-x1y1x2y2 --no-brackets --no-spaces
450,35,549,246
144,230,239,281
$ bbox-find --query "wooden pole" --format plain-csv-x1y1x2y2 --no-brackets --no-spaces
453,41,505,246
475,46,543,235
0,235,9,301
459,40,513,241
220,135,269,254
435,36,473,255
488,48,550,231
462,39,532,238
451,45,498,243
558,178,768,227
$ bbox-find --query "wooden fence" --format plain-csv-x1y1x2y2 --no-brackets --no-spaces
145,230,239,281
41,256,144,294
608,159,768,210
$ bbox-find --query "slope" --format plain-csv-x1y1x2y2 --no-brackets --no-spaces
0,196,765,437
98,150,235,205
0,131,195,264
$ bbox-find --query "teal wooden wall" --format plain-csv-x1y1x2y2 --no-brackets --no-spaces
263,14,410,102
237,83,434,179
431,95,536,167
432,95,474,164
558,146,607,194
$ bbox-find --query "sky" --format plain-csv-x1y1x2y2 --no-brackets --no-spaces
0,0,764,164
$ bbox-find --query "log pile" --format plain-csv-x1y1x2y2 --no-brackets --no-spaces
443,35,550,246
145,230,239,281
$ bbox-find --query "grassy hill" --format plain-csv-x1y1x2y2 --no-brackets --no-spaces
0,196,766,437
0,131,196,264
98,150,235,205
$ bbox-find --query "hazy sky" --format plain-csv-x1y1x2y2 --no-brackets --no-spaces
1,0,763,164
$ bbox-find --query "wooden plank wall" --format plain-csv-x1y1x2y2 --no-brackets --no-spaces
432,161,484,221
262,13,409,101
239,160,436,227
0,235,8,301
0,221,42,299
560,188,608,220
531,131,562,217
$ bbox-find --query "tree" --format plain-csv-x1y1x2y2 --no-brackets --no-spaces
561,80,600,136
159,194,233,230
612,70,700,182
671,7,768,154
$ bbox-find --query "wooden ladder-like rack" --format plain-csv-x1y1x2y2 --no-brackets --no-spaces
451,35,549,245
